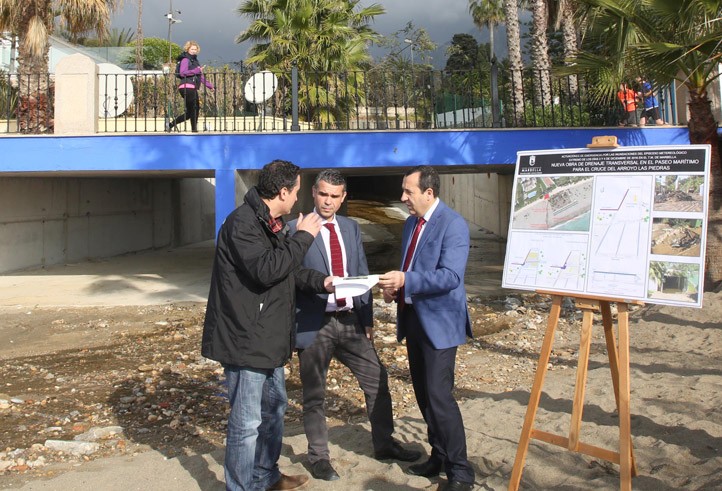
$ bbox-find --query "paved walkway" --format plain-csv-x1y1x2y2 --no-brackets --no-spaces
0,241,215,308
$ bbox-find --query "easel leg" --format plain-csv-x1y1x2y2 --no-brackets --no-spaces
601,301,621,409
508,295,562,491
618,303,636,489
569,307,594,451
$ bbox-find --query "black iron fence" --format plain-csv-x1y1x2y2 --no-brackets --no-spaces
0,64,674,134
0,72,54,134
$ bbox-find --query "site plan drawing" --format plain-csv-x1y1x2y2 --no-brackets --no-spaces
502,145,710,308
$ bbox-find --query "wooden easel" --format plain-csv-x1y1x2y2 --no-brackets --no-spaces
508,292,643,491
509,137,642,491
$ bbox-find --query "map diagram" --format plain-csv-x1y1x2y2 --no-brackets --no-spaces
504,146,710,308
587,175,652,297
504,232,588,291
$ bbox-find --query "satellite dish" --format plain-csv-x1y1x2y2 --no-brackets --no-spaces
98,63,134,117
243,71,278,104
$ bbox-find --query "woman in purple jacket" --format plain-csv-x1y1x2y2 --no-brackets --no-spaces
167,41,214,133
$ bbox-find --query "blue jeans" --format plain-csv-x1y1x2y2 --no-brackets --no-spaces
224,365,287,491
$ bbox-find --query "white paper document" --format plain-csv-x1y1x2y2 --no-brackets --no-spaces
332,275,379,297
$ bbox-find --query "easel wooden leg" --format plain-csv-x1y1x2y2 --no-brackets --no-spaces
509,295,640,490
569,306,595,451
602,301,638,480
508,295,562,491
617,303,636,489
600,301,621,409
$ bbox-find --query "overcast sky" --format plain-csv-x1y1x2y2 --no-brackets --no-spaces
110,0,489,68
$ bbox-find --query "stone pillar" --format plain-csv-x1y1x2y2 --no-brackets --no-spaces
54,54,98,134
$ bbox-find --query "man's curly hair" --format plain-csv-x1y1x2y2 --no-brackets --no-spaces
257,160,301,199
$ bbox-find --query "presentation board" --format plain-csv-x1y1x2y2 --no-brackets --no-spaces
502,144,711,308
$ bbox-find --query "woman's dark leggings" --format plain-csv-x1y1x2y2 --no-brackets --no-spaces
170,87,199,132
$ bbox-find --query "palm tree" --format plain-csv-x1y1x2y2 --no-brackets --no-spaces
236,0,385,127
502,0,526,125
0,0,118,133
65,27,136,47
135,0,143,71
237,0,384,72
554,0,580,98
572,0,722,289
468,0,504,62
529,0,552,106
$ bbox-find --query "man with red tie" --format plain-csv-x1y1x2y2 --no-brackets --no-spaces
290,169,421,482
379,165,475,491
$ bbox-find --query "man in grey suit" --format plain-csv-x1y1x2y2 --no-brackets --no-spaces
290,169,420,482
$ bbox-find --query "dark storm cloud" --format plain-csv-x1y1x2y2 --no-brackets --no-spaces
111,0,484,66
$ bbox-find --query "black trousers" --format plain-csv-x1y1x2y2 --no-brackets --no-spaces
170,87,199,132
404,305,475,484
298,311,395,463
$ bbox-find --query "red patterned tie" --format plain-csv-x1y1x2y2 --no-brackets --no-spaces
399,217,426,310
402,217,426,272
324,223,346,307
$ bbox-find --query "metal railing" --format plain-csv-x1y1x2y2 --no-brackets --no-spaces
98,65,674,133
0,64,674,134
0,72,54,134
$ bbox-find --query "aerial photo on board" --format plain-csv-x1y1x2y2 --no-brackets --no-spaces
650,218,703,257
512,176,593,231
654,175,704,212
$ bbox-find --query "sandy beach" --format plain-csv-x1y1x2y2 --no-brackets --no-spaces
0,245,720,490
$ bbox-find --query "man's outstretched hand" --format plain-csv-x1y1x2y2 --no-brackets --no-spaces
296,212,322,237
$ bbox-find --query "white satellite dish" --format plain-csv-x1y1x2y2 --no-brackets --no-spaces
243,71,278,104
98,63,134,118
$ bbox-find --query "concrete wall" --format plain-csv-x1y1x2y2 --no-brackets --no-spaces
54,54,98,134
176,177,217,244
0,176,215,273
440,172,512,238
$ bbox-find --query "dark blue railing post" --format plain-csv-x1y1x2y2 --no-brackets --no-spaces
291,64,300,131
491,59,501,128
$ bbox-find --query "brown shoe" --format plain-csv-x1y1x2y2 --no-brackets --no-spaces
267,473,309,491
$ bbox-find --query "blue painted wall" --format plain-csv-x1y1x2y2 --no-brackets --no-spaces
0,127,693,232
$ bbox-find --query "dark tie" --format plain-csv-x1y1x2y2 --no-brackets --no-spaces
402,217,426,272
399,217,426,311
324,223,346,307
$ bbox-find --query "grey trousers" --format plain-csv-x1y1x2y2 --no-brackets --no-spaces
298,312,395,463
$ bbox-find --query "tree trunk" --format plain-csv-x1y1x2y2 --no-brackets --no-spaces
488,21,495,62
561,1,579,100
530,0,552,107
687,87,722,290
503,0,525,126
136,0,144,71
16,6,53,134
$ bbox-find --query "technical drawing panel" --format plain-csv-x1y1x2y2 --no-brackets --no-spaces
586,176,652,297
503,145,710,308
503,231,588,292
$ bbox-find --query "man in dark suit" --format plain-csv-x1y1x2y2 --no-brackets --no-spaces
379,165,475,491
290,169,421,482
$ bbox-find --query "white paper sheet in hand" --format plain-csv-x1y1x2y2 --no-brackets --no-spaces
332,275,379,297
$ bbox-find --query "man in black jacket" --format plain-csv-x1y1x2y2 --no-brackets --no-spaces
202,160,334,491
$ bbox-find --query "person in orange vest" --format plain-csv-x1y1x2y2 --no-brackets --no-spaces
617,82,638,126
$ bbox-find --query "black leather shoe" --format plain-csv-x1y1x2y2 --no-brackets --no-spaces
407,458,443,477
374,441,422,462
310,459,340,481
439,480,474,491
